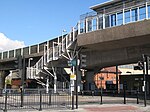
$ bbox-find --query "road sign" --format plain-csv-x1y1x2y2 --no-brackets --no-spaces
80,54,87,68
70,74,76,80
68,59,76,67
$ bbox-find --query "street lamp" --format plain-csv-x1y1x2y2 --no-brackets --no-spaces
28,58,33,78
28,58,33,68
61,30,67,52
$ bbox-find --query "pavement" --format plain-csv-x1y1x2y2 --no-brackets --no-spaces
1,95,150,112
2,104,150,112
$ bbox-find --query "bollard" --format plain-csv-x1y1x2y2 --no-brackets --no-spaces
82,91,84,97
72,91,74,110
20,87,23,107
123,84,126,104
100,88,103,105
4,91,7,112
49,90,51,105
39,91,42,111
137,90,139,104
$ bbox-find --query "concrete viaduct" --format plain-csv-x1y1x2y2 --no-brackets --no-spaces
78,19,150,69
0,0,150,90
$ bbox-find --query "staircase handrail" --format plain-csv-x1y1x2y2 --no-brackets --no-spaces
27,22,79,79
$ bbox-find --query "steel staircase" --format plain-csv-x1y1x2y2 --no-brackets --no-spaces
26,24,78,86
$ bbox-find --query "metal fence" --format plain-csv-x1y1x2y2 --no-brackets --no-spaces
78,89,150,105
0,89,72,112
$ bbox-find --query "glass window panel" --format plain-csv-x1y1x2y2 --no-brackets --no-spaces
117,12,123,25
3,52,8,59
148,5,150,18
92,18,97,31
87,19,92,32
111,14,116,26
139,6,146,20
132,8,138,22
80,21,85,33
105,15,110,28
125,10,130,23
98,16,103,29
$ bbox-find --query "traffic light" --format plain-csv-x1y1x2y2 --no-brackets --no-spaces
79,54,87,69
134,61,144,70
14,55,23,69
146,56,150,70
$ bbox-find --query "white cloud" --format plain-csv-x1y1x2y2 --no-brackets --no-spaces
0,33,25,52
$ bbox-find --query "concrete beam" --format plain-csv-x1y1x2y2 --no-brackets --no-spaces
77,19,150,51
83,44,150,69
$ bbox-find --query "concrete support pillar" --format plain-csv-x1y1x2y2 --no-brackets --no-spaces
86,70,96,91
93,68,100,89
0,70,10,95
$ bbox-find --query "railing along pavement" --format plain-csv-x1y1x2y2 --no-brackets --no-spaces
0,89,71,111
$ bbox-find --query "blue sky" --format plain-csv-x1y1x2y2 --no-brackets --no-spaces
0,0,107,46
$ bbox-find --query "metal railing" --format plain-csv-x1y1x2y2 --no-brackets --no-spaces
78,89,149,105
78,1,150,34
26,23,78,79
0,43,46,60
0,89,71,111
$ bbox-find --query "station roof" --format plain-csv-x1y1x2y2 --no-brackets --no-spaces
90,0,122,10
101,66,122,74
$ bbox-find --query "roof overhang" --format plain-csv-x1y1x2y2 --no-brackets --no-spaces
90,0,122,10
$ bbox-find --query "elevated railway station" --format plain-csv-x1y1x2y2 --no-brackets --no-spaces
0,0,150,102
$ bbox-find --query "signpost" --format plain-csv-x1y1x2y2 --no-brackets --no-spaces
68,59,76,96
68,59,77,67
70,74,76,80
134,54,150,107
68,51,80,109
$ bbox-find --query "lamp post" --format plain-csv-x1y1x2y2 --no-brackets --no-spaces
28,58,33,78
75,51,79,109
61,30,67,52
28,58,33,68
142,54,147,107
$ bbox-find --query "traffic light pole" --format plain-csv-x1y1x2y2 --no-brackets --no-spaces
142,54,147,107
75,51,78,109
116,65,118,94
146,56,149,95
21,56,25,107
17,55,23,107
